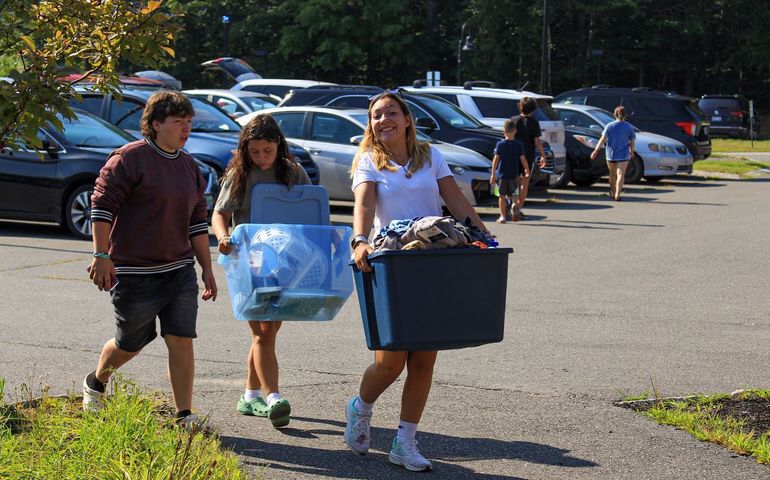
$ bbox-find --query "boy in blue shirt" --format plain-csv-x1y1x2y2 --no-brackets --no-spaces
491,118,529,223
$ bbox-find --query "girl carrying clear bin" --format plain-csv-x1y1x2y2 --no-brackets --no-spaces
212,114,311,428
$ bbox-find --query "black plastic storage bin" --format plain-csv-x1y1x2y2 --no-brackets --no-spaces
351,247,513,351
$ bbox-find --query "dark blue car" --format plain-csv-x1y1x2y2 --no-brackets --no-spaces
0,109,218,239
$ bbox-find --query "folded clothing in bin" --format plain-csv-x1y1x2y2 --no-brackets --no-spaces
219,223,353,321
352,247,513,350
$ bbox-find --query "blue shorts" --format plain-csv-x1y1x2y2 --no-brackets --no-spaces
110,265,198,352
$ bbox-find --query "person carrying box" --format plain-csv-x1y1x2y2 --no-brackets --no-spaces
490,118,530,223
212,114,312,428
345,90,489,471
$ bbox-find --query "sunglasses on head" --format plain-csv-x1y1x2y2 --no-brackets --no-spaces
368,89,405,103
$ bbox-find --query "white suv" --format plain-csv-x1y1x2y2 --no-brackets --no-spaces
400,85,566,167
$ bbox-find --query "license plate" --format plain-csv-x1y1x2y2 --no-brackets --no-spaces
711,116,721,122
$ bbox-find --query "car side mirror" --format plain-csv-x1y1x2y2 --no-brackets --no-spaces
350,135,363,145
415,117,437,131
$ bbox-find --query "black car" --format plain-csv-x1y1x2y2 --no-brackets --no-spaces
280,86,561,189
0,109,218,240
554,86,711,160
68,86,319,184
699,95,759,139
561,125,607,187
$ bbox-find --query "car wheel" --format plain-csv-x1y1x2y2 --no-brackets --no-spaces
624,155,644,184
551,159,572,188
573,175,599,187
644,176,663,183
64,184,93,240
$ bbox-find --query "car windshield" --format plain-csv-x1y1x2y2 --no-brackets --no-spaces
587,108,615,125
350,112,436,143
189,97,241,132
409,94,486,129
57,111,135,148
243,96,278,111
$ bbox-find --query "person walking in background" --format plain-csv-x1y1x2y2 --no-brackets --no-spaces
513,97,547,218
345,91,488,471
591,106,636,201
83,91,217,428
212,114,311,429
491,118,530,223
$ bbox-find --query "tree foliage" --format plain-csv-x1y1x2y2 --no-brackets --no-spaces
0,0,178,149
3,0,768,146
161,0,770,108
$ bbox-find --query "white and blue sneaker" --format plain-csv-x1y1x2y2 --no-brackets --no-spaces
388,437,432,472
344,397,371,455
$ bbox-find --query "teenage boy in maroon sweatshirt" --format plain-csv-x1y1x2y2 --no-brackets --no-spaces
82,91,217,427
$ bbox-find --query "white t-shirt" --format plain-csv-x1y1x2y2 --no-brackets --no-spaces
351,146,453,234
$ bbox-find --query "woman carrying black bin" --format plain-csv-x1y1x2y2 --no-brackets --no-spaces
345,90,488,471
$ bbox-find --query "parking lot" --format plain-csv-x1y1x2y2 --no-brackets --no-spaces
1,176,769,479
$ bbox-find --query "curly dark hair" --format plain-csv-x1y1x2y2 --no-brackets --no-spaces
221,113,297,203
140,91,194,140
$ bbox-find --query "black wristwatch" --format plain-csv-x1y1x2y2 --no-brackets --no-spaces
350,234,369,249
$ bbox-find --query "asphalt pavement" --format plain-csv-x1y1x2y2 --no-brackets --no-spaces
1,173,769,479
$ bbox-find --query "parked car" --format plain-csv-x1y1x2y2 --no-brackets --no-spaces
0,109,217,240
553,103,693,183
399,85,567,171
133,70,183,90
231,79,336,99
560,124,607,187
699,95,759,139
554,86,711,160
183,89,279,119
67,86,319,183
278,86,562,190
236,106,495,206
201,57,262,84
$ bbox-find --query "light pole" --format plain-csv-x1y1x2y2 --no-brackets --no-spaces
222,15,231,56
539,0,549,93
456,21,476,86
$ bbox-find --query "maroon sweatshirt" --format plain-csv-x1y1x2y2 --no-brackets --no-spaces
91,139,208,275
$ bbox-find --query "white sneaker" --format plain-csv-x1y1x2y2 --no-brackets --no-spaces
388,437,433,472
82,376,105,412
344,397,371,455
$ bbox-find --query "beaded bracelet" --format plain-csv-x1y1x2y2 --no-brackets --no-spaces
93,252,110,259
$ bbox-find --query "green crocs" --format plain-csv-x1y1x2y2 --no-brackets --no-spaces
267,398,291,428
237,395,268,417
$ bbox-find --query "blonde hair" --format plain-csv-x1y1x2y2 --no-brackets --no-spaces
350,92,431,176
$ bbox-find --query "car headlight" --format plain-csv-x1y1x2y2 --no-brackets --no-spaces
572,134,600,149
448,163,467,175
648,143,677,153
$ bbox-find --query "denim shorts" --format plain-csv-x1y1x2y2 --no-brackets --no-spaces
110,265,198,352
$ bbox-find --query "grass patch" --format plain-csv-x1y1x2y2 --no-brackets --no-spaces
619,389,770,467
711,138,770,153
0,377,252,479
693,158,770,177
